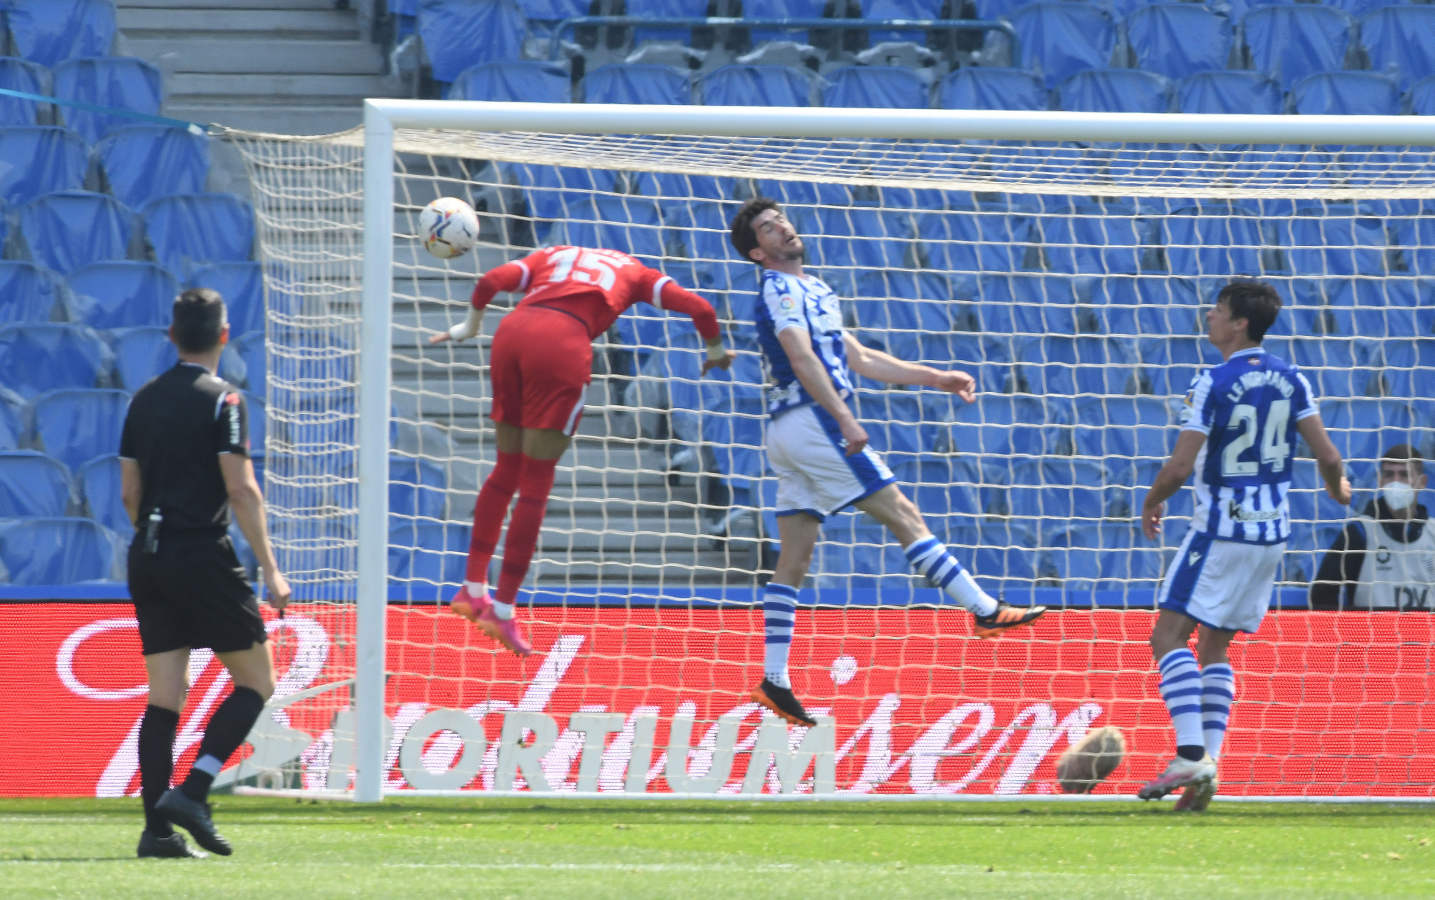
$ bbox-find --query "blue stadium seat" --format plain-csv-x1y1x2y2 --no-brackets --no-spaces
233,332,265,395
1034,197,1149,275
76,453,131,537
6,0,116,67
1135,333,1212,397
1269,201,1390,277
389,520,469,587
582,63,691,104
388,455,448,524
19,190,134,275
999,2,1117,89
1175,70,1284,116
1056,68,1171,114
970,273,1082,339
1241,5,1354,94
32,388,130,472
822,65,928,108
52,57,163,145
1264,333,1366,399
698,64,815,107
700,376,767,485
0,450,73,517
93,125,210,210
743,0,829,47
550,195,666,262
0,516,122,584
973,517,1039,592
1408,75,1435,116
1319,397,1415,464
1125,3,1233,81
936,67,1048,111
446,59,571,102
0,388,25,451
1389,215,1435,282
0,261,69,323
811,205,910,270
187,261,264,338
0,323,113,399
1359,6,1435,93
851,270,955,334
915,208,1037,275
948,394,1065,463
1018,335,1142,398
0,126,88,205
626,0,711,46
1322,277,1426,348
1159,201,1267,277
504,162,619,223
0,56,49,125
891,456,985,523
1369,338,1435,399
244,392,267,460
416,0,526,83
142,193,254,276
108,326,244,392
859,0,945,45
1086,275,1202,337
1039,520,1159,593
1071,394,1176,461
665,198,741,263
1291,71,1401,116
67,261,176,329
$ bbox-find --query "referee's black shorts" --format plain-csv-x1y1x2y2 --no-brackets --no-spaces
128,533,268,655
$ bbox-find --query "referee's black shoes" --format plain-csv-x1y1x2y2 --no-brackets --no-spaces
156,788,232,856
137,829,206,859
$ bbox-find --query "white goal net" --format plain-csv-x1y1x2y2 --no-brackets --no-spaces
224,103,1435,801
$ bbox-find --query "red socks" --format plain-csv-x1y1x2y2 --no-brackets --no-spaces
496,455,559,606
465,450,521,584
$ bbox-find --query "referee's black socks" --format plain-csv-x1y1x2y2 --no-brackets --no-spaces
139,705,180,836
180,686,266,802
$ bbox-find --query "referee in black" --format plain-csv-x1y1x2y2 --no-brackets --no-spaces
120,287,291,859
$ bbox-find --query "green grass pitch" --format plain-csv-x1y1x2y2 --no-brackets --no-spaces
1,797,1430,898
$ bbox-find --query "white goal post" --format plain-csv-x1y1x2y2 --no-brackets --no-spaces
225,101,1435,803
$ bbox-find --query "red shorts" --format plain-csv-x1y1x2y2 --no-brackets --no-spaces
488,306,592,434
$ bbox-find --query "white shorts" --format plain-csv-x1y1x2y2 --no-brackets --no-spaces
1156,529,1282,633
767,404,894,520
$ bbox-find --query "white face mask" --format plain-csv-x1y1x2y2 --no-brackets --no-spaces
1380,480,1416,511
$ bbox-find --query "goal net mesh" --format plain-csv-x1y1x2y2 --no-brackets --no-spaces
224,119,1435,799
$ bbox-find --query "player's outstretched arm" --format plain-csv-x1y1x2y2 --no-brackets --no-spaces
430,260,528,344
1297,414,1352,505
652,278,733,374
1141,430,1206,540
841,334,975,402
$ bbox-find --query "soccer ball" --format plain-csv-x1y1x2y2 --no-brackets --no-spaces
419,196,479,259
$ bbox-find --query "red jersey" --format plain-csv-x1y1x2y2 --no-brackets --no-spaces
470,246,719,342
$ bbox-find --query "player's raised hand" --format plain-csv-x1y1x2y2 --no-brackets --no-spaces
931,369,976,403
702,349,737,374
1141,499,1163,541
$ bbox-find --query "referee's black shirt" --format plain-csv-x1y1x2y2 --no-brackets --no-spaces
119,361,250,534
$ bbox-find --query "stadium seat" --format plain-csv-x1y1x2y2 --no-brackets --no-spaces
1269,201,1390,277
812,205,912,270
998,2,1117,89
665,198,741,263
859,0,946,46
1018,335,1142,398
1368,338,1435,399
388,520,469,588
891,456,985,523
0,450,73,517
1034,197,1150,275
937,67,1048,111
19,190,134,276
5,0,116,67
1241,5,1355,94
1407,75,1435,116
233,333,266,395
52,57,163,145
1175,70,1284,116
698,64,816,107
76,453,131,537
1290,72,1401,117
415,0,527,83
388,455,448,523
581,63,691,104
0,261,69,323
0,516,122,584
742,0,830,49
1264,333,1367,399
0,56,49,125
142,193,255,276
93,125,211,210
1072,394,1176,461
1086,275,1203,337
1124,4,1233,82
1056,68,1172,114
1319,397,1415,464
1358,6,1435,93
0,323,113,399
446,60,571,102
625,0,711,46
700,377,767,485
822,65,928,109
971,272,1083,338
66,261,177,329
915,208,1037,275
1135,333,1212,397
504,162,619,224
108,326,245,392
973,517,1039,592
187,261,265,338
1158,201,1268,278
0,388,25,451
550,195,666,263
32,388,131,472
244,392,267,460
0,126,88,205
851,270,955,335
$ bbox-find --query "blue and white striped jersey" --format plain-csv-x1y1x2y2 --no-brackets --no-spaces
754,268,854,418
1181,347,1318,544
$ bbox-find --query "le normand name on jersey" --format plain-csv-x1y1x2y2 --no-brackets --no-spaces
1223,367,1297,404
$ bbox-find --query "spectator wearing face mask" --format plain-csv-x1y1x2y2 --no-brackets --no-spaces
1310,444,1434,611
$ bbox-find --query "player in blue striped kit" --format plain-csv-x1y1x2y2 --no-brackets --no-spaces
1139,279,1350,811
729,197,1046,727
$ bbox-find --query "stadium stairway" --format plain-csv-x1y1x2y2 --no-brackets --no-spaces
114,0,402,137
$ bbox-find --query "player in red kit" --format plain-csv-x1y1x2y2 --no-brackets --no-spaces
431,246,735,655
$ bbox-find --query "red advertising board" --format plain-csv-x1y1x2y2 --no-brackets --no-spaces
2,603,1432,798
